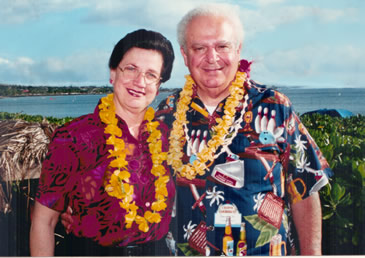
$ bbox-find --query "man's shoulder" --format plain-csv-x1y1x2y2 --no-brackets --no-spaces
246,80,292,110
249,80,290,99
155,89,181,128
158,89,181,105
156,89,180,112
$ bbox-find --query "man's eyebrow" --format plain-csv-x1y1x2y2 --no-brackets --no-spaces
190,40,232,46
216,40,233,45
190,43,205,47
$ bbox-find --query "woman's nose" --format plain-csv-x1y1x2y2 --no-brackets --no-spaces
133,71,146,86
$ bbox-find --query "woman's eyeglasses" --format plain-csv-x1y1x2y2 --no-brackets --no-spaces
119,65,161,85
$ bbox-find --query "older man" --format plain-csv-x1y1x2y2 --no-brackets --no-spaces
156,4,332,256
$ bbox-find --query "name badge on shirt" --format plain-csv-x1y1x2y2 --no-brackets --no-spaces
214,203,242,228
211,160,244,188
258,192,284,229
188,221,207,255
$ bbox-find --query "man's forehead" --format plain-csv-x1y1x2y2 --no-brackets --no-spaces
190,40,233,47
185,16,236,42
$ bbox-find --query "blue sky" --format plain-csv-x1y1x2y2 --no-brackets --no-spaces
0,0,364,89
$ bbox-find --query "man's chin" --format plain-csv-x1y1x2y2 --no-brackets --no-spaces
201,77,225,88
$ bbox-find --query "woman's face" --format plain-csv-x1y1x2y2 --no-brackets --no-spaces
110,47,163,114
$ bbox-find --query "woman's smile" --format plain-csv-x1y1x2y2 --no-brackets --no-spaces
126,88,146,97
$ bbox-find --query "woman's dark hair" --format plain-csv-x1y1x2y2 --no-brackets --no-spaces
109,29,174,83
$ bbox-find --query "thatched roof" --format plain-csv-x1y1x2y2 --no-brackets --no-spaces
0,119,56,213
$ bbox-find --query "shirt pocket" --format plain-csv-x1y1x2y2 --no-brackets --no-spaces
239,144,283,195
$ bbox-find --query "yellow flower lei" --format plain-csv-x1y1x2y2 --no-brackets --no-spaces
167,71,247,180
99,93,169,233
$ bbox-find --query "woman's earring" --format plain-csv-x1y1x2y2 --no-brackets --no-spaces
109,79,113,84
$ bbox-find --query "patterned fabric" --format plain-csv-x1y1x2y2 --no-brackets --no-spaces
155,60,333,256
36,100,175,247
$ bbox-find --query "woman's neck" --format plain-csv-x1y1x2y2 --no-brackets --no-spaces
115,106,146,138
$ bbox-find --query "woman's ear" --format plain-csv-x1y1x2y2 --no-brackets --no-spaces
110,69,116,84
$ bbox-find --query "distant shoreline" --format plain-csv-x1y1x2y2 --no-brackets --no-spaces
0,88,178,99
1,88,365,117
0,92,109,99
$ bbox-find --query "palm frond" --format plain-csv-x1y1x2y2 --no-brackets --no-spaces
0,119,56,213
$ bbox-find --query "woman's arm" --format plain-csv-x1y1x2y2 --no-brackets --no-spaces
30,201,60,256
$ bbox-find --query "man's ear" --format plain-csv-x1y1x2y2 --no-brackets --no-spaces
237,43,242,55
180,46,189,67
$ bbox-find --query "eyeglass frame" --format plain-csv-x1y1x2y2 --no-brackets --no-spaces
118,65,162,85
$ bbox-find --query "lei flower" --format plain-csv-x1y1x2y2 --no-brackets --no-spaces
167,71,247,180
99,93,169,232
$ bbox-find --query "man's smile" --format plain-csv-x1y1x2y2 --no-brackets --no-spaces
202,66,223,72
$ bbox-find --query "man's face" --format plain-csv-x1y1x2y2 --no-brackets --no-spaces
181,15,241,92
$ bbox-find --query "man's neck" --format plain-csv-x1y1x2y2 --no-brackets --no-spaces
196,85,231,107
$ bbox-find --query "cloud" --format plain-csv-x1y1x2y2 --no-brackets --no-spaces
80,0,211,34
251,44,365,87
0,57,10,65
0,0,88,24
0,0,201,30
1,0,357,38
255,0,286,7
238,4,358,38
0,0,363,88
0,0,248,33
0,50,110,86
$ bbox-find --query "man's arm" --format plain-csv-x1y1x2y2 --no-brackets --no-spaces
291,192,322,255
30,201,60,256
60,206,74,234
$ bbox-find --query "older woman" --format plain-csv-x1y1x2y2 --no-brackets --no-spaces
30,29,175,256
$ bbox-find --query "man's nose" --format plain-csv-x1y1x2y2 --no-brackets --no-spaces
206,48,218,63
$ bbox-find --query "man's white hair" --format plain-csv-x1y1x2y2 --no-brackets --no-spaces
177,3,244,50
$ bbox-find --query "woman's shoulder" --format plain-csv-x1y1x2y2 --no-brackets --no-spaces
52,112,104,141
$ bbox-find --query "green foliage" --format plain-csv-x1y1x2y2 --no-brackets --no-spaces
177,243,203,256
0,112,74,125
301,113,365,254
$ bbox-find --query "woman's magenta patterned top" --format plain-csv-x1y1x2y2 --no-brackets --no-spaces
36,101,175,247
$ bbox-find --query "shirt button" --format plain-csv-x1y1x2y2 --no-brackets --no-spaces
145,202,150,207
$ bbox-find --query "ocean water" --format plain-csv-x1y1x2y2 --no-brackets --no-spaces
280,87,365,116
0,88,364,118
